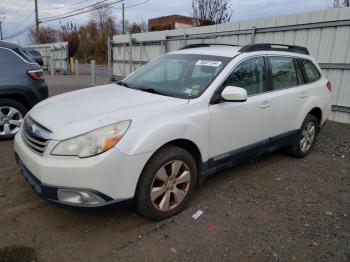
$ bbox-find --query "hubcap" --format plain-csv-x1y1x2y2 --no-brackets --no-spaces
0,106,23,136
150,160,191,212
300,122,316,153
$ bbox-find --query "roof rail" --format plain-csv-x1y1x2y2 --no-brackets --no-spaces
239,43,310,55
180,43,239,50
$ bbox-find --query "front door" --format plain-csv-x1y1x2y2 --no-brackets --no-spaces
209,56,273,162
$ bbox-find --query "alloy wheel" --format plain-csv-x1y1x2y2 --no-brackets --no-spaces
0,106,24,136
300,121,316,152
150,160,191,211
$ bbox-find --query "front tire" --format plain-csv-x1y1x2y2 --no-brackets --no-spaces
134,145,198,221
286,114,319,158
0,99,27,140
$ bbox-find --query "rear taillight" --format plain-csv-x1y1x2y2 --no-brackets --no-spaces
326,81,332,92
27,69,44,80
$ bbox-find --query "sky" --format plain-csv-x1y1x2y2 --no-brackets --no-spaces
0,0,330,44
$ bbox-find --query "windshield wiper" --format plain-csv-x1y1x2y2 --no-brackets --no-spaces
138,87,166,96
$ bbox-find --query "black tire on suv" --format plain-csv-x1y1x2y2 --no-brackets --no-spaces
134,145,198,221
286,114,320,158
0,99,28,140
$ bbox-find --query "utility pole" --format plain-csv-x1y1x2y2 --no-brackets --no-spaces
34,0,39,36
0,17,4,40
122,2,125,34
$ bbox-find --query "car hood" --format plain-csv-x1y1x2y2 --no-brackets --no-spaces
29,84,188,140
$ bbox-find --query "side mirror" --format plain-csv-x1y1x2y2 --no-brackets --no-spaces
221,86,247,102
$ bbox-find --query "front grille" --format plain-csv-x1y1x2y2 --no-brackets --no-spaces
22,117,51,154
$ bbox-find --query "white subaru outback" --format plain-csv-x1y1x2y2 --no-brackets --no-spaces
14,43,332,220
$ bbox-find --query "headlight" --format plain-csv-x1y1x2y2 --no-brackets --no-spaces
51,120,131,158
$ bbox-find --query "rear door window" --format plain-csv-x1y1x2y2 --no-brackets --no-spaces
268,56,298,90
299,59,321,82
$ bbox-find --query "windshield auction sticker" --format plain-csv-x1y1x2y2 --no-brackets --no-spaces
195,60,222,67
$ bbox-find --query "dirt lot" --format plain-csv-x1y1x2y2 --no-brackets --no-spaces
0,76,349,261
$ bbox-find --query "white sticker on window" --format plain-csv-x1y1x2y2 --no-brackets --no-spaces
195,60,222,67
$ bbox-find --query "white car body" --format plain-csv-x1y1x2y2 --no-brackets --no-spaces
14,45,332,208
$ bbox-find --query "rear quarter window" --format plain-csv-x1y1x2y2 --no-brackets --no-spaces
299,59,321,82
13,48,35,63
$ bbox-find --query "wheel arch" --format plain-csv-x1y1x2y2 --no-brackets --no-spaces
0,92,32,110
308,107,322,126
162,139,203,172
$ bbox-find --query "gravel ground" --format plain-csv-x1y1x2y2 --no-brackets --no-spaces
0,76,349,261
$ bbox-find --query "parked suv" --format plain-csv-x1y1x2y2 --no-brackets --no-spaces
14,43,331,220
0,41,48,140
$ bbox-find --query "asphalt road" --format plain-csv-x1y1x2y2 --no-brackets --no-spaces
77,64,110,77
0,76,349,261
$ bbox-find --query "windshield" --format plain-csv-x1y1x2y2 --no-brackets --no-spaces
123,54,231,99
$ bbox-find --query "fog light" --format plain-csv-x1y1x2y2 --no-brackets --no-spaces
57,189,106,205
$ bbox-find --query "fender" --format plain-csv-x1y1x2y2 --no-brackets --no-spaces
0,85,39,109
296,94,324,128
117,111,210,163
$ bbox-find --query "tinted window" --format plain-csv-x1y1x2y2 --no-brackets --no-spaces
13,48,34,63
300,59,321,82
0,48,22,74
0,48,24,65
269,56,298,90
222,57,266,96
29,50,41,56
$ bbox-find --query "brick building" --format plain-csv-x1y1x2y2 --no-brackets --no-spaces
148,15,197,32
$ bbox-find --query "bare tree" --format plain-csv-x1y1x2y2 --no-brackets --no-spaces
192,0,232,26
128,22,142,33
27,26,58,44
91,1,117,37
60,22,80,57
128,21,148,34
330,0,350,7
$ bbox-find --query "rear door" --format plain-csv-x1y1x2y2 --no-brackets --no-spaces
266,56,306,136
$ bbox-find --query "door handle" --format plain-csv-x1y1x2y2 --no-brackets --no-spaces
260,101,271,109
300,92,308,98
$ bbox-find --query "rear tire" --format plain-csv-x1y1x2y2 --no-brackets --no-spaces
134,145,198,221
0,99,27,140
285,114,319,158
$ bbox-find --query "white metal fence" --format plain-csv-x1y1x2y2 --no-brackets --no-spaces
24,42,69,73
109,8,350,124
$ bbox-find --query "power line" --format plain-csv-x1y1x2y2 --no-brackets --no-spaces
38,0,93,11
39,0,125,23
0,0,94,14
113,0,152,9
4,22,36,39
39,0,111,22
4,0,125,39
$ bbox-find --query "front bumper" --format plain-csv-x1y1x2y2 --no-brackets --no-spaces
14,130,153,207
15,154,119,207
